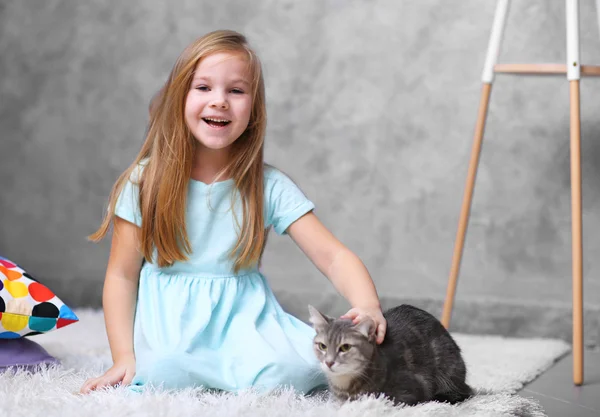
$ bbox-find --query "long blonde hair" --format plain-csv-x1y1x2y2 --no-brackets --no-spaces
90,30,267,273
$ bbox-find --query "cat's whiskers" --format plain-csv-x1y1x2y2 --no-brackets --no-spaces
354,368,379,387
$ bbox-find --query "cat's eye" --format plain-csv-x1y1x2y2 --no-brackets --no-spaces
339,344,351,352
317,342,327,351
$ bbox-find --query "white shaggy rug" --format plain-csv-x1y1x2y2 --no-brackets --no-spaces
1,309,570,417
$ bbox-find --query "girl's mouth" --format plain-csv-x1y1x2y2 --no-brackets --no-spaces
203,117,231,128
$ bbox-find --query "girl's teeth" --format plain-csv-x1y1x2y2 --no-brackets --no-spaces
204,118,231,128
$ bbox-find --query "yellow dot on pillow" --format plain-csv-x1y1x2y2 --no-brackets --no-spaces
5,280,28,298
1,312,28,332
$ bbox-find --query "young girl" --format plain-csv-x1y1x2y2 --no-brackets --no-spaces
80,30,386,395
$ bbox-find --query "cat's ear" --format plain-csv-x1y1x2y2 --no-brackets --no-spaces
353,317,376,341
308,305,333,330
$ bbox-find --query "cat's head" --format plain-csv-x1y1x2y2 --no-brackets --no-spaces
307,305,377,380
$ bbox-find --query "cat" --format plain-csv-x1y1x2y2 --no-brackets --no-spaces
308,304,473,406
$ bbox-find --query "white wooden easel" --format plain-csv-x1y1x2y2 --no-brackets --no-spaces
441,0,600,386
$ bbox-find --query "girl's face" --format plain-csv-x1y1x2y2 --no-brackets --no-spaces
185,52,252,152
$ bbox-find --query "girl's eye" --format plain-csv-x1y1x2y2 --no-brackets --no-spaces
339,344,351,352
231,89,244,94
196,86,209,91
318,343,327,351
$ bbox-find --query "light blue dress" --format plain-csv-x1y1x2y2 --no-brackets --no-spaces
114,163,327,394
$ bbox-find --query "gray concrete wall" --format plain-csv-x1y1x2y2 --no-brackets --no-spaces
1,0,599,344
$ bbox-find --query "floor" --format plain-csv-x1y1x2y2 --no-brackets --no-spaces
518,348,600,416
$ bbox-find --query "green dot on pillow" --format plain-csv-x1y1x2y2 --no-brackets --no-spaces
29,316,57,332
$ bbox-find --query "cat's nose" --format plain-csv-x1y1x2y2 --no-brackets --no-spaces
325,361,334,368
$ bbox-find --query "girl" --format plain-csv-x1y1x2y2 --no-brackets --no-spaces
80,30,386,395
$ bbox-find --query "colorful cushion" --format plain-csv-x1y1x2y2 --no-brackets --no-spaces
0,338,58,371
0,255,78,339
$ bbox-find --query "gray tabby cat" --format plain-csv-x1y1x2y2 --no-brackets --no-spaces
308,304,473,406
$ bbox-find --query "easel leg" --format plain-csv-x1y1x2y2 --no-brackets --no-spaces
570,79,583,386
566,0,584,386
442,0,510,328
442,83,492,328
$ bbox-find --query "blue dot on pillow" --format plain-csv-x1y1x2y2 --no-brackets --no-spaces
29,316,57,332
0,331,21,339
59,305,78,320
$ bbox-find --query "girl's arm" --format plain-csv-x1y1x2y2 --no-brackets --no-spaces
287,212,387,343
81,216,144,393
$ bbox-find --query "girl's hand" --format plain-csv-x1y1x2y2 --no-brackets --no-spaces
80,356,136,394
341,306,387,344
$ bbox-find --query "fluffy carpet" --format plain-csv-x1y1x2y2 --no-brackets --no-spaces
1,309,570,417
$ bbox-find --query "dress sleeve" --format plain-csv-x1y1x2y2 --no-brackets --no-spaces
265,168,315,235
114,164,143,227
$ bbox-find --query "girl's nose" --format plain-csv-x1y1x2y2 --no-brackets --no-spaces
210,98,229,110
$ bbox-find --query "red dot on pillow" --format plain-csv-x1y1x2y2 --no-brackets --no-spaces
29,282,55,302
57,318,77,329
0,260,16,268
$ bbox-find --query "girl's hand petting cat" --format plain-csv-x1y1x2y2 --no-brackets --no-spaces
341,306,387,344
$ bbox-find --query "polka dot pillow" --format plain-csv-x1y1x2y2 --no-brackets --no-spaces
0,255,78,338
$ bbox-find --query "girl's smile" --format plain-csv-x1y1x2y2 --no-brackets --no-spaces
202,116,232,129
